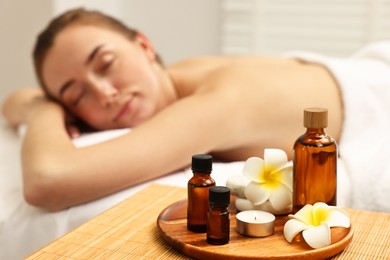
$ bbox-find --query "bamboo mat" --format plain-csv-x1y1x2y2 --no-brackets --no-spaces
26,184,390,259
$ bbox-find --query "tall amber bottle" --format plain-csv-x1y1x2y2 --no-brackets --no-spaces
187,154,216,233
293,108,337,213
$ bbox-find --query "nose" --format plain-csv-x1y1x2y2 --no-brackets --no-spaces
90,79,118,107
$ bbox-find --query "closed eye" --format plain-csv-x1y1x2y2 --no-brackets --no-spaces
72,89,85,106
63,85,85,107
98,53,116,73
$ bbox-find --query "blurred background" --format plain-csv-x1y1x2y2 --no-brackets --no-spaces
1,0,390,104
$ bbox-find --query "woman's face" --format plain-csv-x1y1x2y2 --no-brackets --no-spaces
42,24,167,130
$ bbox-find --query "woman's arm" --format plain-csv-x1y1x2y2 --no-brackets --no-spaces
1,87,44,127
2,87,83,137
21,91,237,211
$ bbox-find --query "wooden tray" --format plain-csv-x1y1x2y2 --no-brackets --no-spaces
157,199,353,259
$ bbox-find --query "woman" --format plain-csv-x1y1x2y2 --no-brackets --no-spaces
1,8,343,211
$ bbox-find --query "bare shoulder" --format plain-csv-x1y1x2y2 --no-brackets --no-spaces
169,56,230,68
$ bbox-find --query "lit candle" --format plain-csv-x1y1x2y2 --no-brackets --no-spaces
236,210,275,237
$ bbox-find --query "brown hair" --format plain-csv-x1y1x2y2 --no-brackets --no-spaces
33,8,162,95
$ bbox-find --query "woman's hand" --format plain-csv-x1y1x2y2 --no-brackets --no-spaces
64,115,82,138
1,87,87,138
27,96,86,138
1,87,45,128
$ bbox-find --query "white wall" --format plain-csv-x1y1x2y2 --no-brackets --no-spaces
120,0,222,64
221,0,390,57
52,0,222,64
0,1,52,104
0,0,222,104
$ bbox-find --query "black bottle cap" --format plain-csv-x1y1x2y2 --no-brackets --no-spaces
192,154,212,173
209,186,230,206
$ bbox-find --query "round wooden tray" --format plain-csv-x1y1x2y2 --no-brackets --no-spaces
157,199,353,259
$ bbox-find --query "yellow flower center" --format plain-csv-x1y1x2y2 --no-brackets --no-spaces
262,169,281,190
311,207,330,226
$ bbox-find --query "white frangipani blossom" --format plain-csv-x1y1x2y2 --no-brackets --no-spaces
243,149,292,212
284,202,351,249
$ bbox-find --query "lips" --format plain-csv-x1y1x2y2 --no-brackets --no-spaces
113,98,133,122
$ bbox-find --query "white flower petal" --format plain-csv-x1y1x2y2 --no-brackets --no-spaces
268,184,292,211
326,208,351,228
273,162,293,190
289,204,314,225
245,181,271,205
264,149,288,171
284,219,310,243
302,223,331,249
243,157,265,183
312,202,329,209
235,197,255,211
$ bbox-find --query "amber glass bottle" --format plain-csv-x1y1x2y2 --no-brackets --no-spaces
187,154,216,233
207,186,230,245
293,108,337,213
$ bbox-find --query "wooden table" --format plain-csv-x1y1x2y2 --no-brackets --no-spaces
26,184,390,259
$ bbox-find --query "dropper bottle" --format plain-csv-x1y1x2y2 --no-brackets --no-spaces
293,107,337,213
207,186,230,245
187,154,216,232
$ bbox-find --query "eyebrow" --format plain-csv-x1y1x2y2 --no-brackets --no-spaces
86,44,104,65
59,80,75,98
58,44,105,98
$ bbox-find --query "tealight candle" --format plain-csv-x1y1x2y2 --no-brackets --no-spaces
236,210,275,237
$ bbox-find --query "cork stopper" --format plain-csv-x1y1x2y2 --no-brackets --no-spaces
303,107,328,128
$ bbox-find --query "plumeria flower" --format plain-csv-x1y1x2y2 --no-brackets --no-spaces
284,202,351,249
243,149,292,212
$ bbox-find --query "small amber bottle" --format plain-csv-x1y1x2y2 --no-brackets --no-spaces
293,107,337,213
207,186,230,245
187,154,216,233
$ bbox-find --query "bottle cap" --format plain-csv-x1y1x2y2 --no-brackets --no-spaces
209,186,230,206
303,107,328,128
192,154,212,173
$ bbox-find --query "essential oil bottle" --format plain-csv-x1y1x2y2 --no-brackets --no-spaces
187,154,216,233
293,107,337,213
207,186,230,245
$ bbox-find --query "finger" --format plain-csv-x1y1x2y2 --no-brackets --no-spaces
67,124,81,138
